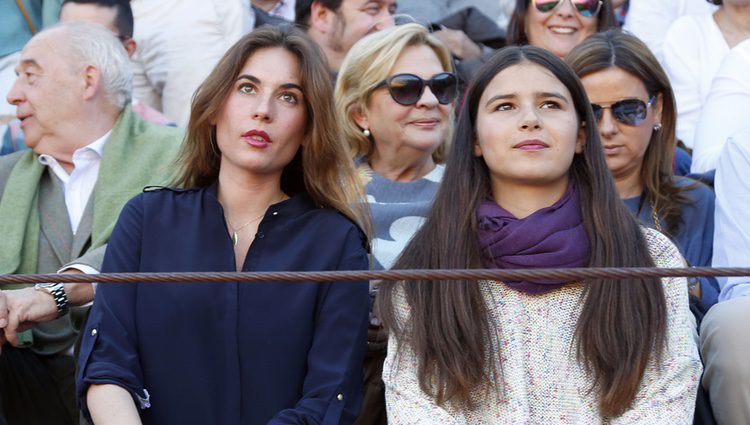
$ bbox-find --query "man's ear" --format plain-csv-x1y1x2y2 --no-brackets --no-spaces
310,1,334,33
82,65,101,101
123,38,137,58
575,124,586,154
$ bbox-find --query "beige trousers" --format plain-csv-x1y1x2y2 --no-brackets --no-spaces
700,296,750,425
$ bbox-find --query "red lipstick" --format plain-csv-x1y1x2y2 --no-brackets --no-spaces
242,129,272,149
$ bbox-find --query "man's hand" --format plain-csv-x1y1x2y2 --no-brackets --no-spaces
0,269,94,352
434,28,482,60
0,291,8,350
0,287,59,348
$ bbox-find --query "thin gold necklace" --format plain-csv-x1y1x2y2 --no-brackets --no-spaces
226,212,266,247
225,194,288,246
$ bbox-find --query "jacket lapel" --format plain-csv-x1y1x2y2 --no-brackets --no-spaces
38,172,73,267
72,195,94,259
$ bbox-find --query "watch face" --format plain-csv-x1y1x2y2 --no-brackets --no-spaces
37,282,58,288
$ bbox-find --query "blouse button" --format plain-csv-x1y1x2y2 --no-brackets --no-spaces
91,328,98,337
272,211,278,216
257,232,265,239
337,393,344,401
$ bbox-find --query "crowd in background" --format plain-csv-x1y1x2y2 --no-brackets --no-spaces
0,0,748,424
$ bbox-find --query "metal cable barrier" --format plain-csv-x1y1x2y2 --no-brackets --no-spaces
1,267,749,285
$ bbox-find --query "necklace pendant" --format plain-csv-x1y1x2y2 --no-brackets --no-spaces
232,231,239,247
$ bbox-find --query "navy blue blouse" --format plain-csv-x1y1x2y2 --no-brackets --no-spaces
77,185,370,425
623,177,719,307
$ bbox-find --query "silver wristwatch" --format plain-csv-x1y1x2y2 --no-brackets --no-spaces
34,282,70,317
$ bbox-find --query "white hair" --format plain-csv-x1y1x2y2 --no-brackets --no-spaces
45,21,133,109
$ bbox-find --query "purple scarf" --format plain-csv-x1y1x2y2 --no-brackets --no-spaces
476,184,590,294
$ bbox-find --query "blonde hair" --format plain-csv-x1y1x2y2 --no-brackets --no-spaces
335,23,455,164
174,25,371,237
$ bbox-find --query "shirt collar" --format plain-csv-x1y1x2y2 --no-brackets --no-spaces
78,129,111,158
37,129,112,166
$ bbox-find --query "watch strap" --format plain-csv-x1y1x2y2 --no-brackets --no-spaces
34,283,70,317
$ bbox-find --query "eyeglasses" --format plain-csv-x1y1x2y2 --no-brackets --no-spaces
531,0,603,18
591,97,655,126
377,72,458,106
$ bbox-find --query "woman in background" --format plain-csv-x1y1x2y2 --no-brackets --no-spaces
335,23,457,425
567,30,718,309
507,0,617,58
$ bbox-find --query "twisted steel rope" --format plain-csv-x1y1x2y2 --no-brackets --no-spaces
1,267,749,285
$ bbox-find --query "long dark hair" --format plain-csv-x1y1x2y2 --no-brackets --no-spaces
377,45,667,418
507,0,618,46
173,24,370,235
566,29,696,238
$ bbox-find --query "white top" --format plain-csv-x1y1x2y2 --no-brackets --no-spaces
692,39,750,173
662,13,729,148
266,0,295,21
713,128,750,301
383,228,701,424
37,131,111,234
623,0,717,61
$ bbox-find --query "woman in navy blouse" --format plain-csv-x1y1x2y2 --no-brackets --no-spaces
567,30,718,310
77,25,371,425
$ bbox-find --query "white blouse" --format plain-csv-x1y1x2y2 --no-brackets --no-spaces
662,13,729,149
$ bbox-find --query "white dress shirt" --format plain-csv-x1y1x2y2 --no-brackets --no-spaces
713,127,750,301
692,39,750,173
37,130,111,234
662,13,728,149
623,0,717,61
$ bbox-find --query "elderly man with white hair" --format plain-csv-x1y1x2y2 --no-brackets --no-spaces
0,21,183,425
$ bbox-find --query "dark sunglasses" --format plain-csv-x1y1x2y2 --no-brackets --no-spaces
591,97,655,126
531,0,603,18
377,72,458,106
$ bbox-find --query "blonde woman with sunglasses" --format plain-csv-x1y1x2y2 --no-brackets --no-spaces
507,0,618,58
335,23,457,425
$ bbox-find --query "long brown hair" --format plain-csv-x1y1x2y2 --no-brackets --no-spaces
507,0,618,46
377,45,667,418
566,29,696,237
173,24,370,235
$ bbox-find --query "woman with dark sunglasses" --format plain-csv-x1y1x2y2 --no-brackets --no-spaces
507,0,618,58
377,44,700,423
336,23,457,273
567,30,719,311
335,23,457,425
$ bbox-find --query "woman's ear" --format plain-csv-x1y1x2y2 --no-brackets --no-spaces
653,93,664,126
575,124,586,154
474,139,483,157
352,107,369,133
